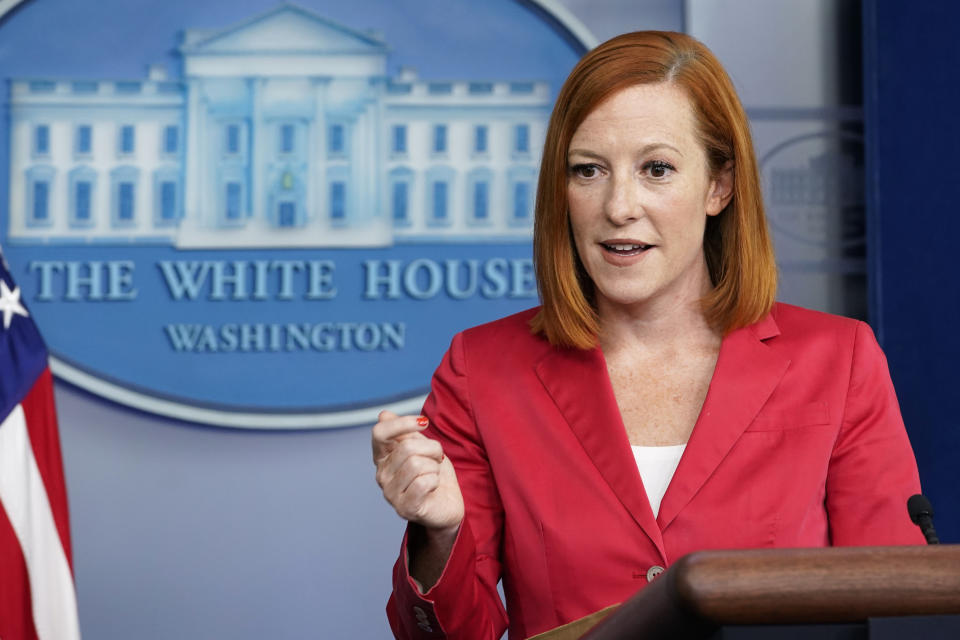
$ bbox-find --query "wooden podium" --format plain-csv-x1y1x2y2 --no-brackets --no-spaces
534,545,960,640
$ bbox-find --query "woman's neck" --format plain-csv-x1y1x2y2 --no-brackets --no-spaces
596,290,720,356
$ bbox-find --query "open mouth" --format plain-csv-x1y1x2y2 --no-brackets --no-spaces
601,243,653,257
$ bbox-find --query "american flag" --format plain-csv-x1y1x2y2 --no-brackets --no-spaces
0,254,81,640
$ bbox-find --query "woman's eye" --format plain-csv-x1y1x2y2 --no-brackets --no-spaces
570,164,601,179
644,160,674,178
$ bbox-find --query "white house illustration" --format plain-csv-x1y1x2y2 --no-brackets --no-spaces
5,3,550,248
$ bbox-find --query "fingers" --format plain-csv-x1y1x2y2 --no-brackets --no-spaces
395,453,441,496
372,412,430,457
372,411,443,492
390,457,453,524
401,473,441,520
376,449,445,522
372,411,462,528
375,436,445,489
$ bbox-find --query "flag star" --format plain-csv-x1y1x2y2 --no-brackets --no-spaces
0,279,29,330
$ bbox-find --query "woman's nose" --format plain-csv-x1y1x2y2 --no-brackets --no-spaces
603,173,642,225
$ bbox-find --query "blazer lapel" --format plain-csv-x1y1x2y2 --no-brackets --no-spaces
535,346,666,558
657,313,789,531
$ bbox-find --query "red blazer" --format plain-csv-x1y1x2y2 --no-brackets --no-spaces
388,303,923,639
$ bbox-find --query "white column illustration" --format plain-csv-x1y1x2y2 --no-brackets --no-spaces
182,78,201,233
251,77,265,227
312,78,328,230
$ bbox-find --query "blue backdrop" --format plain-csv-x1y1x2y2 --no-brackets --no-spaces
864,1,960,543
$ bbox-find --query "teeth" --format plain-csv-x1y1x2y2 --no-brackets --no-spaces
607,244,645,251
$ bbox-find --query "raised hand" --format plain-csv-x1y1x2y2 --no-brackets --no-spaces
372,410,465,534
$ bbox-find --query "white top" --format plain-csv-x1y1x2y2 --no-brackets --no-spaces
631,444,686,518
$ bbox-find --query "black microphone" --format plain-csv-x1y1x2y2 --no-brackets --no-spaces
907,494,940,545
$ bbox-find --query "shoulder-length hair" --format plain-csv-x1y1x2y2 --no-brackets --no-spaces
531,31,777,349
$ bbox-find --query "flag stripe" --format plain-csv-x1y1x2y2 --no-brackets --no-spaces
0,498,41,640
0,403,82,640
22,368,73,570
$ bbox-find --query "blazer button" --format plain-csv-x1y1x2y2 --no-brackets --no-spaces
646,565,665,582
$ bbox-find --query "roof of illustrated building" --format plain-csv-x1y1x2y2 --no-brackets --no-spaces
179,3,389,56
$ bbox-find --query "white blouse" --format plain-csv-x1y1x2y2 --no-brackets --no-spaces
630,444,686,518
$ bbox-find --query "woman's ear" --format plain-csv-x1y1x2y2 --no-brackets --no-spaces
706,162,734,216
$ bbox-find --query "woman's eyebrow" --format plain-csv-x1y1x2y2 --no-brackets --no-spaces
567,148,605,160
641,142,684,157
567,142,684,159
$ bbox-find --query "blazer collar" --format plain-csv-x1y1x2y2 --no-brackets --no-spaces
657,311,788,530
533,311,788,555
535,343,666,557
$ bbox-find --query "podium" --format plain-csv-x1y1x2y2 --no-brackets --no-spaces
536,545,960,640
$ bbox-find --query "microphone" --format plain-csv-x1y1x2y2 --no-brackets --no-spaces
907,494,940,545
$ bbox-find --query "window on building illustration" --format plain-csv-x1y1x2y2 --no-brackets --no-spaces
466,168,493,226
432,181,448,221
468,82,493,95
392,181,408,223
226,124,240,155
35,125,50,155
225,182,242,220
151,168,179,225
330,181,346,221
72,81,98,94
160,181,177,221
513,182,531,220
278,202,296,227
25,169,55,227
387,82,412,95
76,125,92,155
163,125,179,154
70,168,97,227
75,182,92,222
433,125,447,153
515,124,530,153
30,81,56,93
280,124,295,154
510,82,535,94
116,82,141,95
329,124,344,155
118,182,135,221
474,125,488,153
119,125,135,154
33,181,49,221
473,181,489,220
392,125,407,154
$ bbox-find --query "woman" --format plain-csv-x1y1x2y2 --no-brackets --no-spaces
372,31,923,640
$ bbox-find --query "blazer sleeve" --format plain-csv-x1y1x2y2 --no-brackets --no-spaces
387,331,509,639
825,321,925,545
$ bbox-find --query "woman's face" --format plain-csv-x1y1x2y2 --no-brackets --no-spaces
566,82,731,315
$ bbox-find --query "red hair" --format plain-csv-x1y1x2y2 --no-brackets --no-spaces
531,31,777,348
